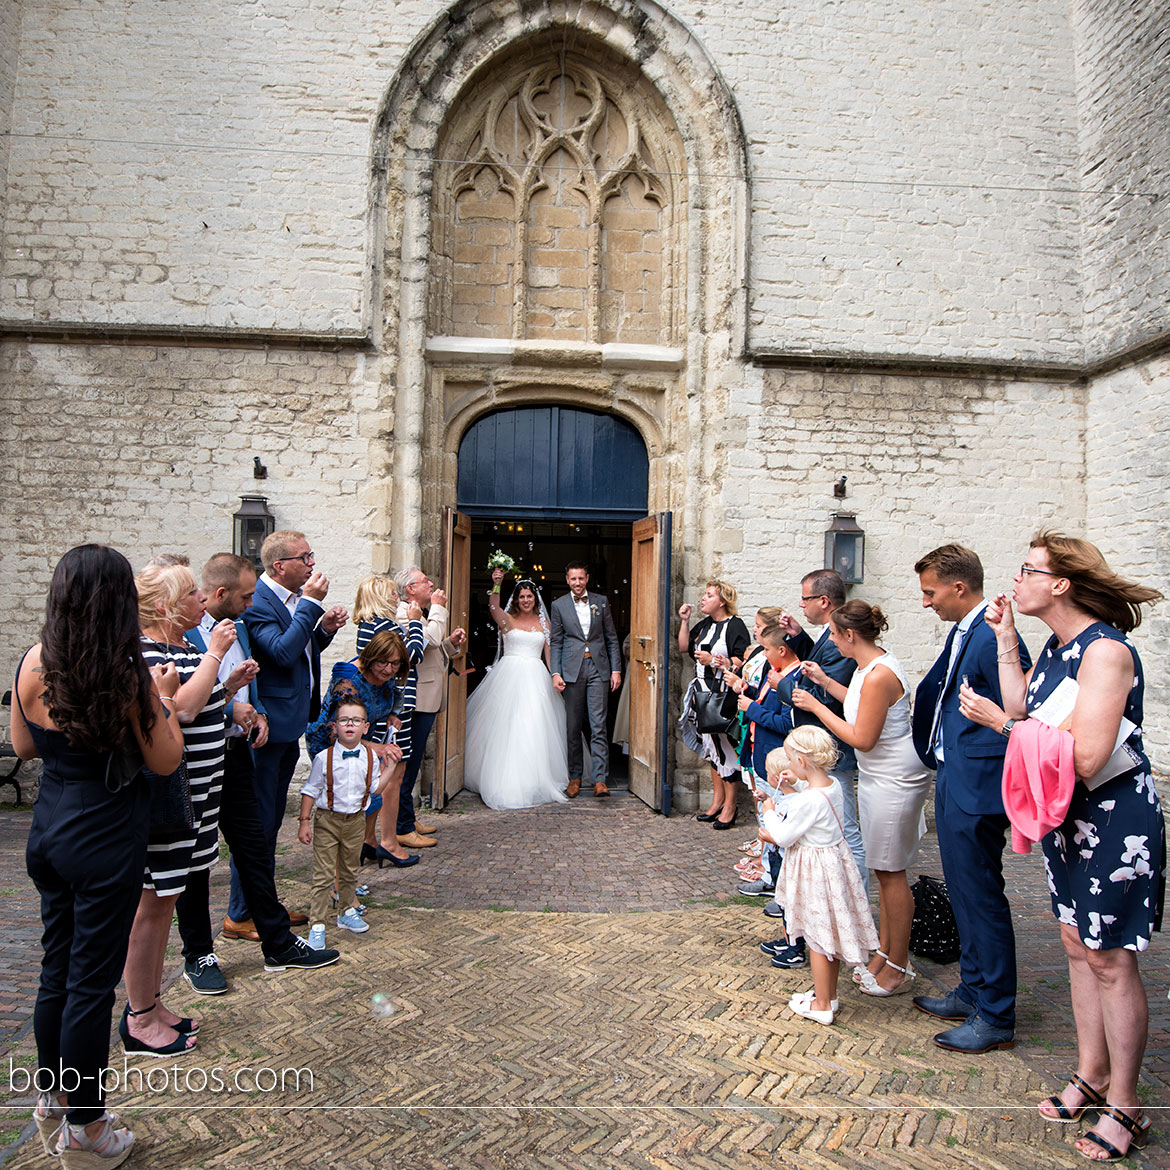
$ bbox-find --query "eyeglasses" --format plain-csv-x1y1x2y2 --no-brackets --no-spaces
273,552,314,566
799,594,824,603
1019,564,1059,578
377,660,402,670
335,716,367,726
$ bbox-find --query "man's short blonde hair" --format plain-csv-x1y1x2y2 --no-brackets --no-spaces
260,530,307,575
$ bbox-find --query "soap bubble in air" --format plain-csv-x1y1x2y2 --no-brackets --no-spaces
371,993,396,1019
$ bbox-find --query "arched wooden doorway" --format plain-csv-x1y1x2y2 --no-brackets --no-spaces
435,405,673,813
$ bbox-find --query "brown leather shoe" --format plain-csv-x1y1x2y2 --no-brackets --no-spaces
222,916,260,942
566,779,581,798
416,823,438,835
397,831,437,848
287,911,309,927
593,782,610,797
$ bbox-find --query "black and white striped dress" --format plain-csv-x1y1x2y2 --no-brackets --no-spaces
140,637,226,896
356,618,424,758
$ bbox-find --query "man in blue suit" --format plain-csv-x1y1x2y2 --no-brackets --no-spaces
231,531,347,936
184,553,339,976
911,544,1030,1053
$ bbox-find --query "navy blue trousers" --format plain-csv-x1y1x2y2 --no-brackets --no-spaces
397,710,437,834
226,738,300,925
934,763,1017,1030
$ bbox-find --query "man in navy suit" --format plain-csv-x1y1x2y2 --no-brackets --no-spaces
911,544,1029,1053
184,553,339,976
231,531,347,936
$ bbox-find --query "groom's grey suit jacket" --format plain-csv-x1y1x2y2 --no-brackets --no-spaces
549,592,622,683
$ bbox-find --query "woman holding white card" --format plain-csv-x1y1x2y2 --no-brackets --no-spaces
959,530,1163,1163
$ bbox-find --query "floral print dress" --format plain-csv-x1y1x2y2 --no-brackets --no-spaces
1029,621,1165,951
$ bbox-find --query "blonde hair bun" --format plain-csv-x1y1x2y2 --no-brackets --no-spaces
783,725,839,770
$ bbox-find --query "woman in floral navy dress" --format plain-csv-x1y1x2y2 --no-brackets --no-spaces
960,530,1164,1162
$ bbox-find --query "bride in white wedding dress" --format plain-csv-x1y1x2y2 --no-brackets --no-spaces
463,570,569,809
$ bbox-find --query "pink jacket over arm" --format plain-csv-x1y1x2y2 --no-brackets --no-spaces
1001,719,1077,854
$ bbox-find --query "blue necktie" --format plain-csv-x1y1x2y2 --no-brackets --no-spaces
342,749,362,760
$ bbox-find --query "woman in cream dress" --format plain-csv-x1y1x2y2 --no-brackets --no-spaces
792,601,930,997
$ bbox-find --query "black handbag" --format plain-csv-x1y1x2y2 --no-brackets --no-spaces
145,757,194,834
693,686,739,738
909,874,961,963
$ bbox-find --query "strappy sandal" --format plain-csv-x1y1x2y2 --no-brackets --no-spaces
34,1092,66,1157
1077,1105,1151,1161
56,1112,135,1169
1038,1073,1107,1123
858,957,916,997
852,949,887,985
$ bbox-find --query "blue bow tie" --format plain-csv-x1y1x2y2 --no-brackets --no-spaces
341,749,362,760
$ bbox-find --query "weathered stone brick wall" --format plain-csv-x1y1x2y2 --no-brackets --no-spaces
0,341,392,678
2,0,1085,364
719,367,1087,693
1085,355,1170,763
1075,1,1170,361
666,0,1084,363
0,0,21,220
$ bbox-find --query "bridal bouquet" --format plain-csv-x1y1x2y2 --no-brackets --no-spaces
487,549,516,573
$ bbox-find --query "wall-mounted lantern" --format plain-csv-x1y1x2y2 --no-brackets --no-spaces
233,494,275,573
825,512,864,585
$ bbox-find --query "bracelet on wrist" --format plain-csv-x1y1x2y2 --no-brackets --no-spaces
491,585,501,595
208,652,223,664
997,651,1020,663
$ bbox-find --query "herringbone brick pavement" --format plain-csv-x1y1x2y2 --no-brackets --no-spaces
1,789,1168,1168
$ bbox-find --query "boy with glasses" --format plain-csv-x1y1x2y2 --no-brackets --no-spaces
298,701,389,942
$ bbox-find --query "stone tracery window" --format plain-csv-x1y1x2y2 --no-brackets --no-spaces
429,52,685,346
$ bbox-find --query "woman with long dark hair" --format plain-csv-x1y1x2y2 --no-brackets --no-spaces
12,545,183,1165
960,531,1164,1161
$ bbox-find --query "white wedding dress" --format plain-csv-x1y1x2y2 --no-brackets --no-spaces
464,628,569,809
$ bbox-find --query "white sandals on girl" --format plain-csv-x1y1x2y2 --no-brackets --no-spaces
789,989,837,1024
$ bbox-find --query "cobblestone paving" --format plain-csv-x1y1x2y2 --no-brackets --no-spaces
1,787,1168,1168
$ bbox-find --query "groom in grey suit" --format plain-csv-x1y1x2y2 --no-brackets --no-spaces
550,561,623,797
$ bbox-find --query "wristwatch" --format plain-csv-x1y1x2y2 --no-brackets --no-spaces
1000,718,1017,739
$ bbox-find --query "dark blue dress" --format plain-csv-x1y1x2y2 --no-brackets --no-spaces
304,660,403,760
1028,621,1165,952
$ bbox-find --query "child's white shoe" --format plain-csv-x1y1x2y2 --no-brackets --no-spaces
789,988,838,1013
337,909,369,934
307,923,326,950
788,992,835,1025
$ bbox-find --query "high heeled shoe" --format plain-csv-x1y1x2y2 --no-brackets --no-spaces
695,811,721,822
852,949,888,985
34,1092,66,1157
1038,1073,1108,1123
712,812,738,830
375,845,419,869
1077,1105,1151,1161
857,958,917,997
360,844,379,866
118,1003,197,1057
56,1112,134,1170
155,993,199,1034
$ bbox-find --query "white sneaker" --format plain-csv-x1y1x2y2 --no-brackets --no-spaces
307,923,326,950
336,909,369,934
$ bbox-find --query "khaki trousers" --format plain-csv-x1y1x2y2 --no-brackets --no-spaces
309,807,365,925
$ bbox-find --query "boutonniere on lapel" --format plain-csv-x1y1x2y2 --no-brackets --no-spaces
590,603,599,618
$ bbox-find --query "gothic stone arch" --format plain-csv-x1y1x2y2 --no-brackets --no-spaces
370,0,749,565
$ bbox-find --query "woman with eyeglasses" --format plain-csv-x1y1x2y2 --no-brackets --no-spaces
959,531,1164,1162
305,629,419,868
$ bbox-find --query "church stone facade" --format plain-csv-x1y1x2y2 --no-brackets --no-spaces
1,1,1167,797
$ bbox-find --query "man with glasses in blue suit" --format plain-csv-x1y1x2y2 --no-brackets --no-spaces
228,532,348,941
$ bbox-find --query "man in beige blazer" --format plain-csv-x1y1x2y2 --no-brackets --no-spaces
394,567,466,840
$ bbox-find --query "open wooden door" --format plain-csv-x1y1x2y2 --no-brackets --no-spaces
628,512,672,812
431,507,471,810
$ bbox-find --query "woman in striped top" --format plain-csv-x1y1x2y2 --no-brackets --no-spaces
122,561,245,1055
